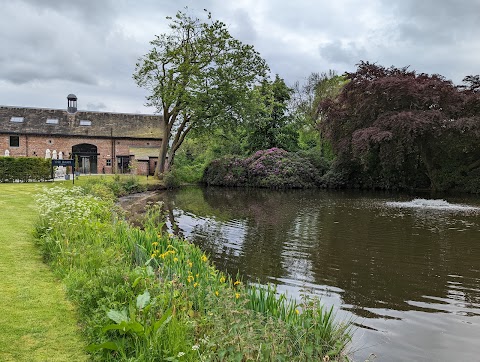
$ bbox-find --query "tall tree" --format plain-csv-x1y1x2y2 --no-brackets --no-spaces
134,9,268,177
292,71,347,152
320,61,480,191
244,75,298,152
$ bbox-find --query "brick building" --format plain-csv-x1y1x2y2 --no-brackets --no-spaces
0,94,162,175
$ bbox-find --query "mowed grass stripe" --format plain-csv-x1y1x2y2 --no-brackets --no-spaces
0,183,88,362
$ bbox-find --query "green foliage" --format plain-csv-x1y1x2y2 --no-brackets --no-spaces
34,186,351,361
292,71,348,154
163,170,181,189
244,75,299,153
0,156,51,182
82,175,146,197
134,9,269,175
203,148,327,188
169,137,216,184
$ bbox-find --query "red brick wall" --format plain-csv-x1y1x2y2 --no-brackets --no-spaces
136,161,149,175
0,134,161,175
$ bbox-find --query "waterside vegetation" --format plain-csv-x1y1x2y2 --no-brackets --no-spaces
33,179,351,361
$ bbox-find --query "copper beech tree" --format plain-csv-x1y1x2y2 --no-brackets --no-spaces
320,62,480,192
134,10,268,178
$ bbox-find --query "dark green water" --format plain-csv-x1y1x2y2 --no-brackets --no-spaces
155,187,480,361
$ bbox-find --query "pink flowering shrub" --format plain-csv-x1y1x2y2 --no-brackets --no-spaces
203,148,323,188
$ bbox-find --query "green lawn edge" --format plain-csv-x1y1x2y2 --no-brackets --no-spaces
0,183,88,362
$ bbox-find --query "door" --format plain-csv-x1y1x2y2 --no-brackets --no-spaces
81,157,90,174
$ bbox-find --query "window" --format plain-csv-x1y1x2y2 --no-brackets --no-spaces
46,118,59,124
10,136,19,147
79,120,91,126
10,117,24,123
106,159,112,166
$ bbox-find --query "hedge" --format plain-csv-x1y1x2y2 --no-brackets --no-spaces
0,157,51,183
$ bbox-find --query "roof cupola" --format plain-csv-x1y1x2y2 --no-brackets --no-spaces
67,94,77,113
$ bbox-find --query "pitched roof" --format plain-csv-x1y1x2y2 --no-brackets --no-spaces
0,106,163,139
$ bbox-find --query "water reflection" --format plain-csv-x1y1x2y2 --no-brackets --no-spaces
153,187,480,361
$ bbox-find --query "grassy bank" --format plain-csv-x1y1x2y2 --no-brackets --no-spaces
33,179,351,361
0,183,88,362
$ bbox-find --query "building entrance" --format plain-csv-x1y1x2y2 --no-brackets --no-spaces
72,143,98,174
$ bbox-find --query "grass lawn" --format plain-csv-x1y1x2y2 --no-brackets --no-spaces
0,182,88,362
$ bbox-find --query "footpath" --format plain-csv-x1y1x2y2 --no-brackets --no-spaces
0,183,88,362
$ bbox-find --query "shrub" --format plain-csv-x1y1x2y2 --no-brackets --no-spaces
163,169,181,189
83,175,146,197
202,156,247,187
203,148,325,189
0,156,51,182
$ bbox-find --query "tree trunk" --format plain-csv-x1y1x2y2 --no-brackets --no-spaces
155,120,169,179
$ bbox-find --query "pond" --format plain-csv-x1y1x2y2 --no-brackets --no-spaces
151,186,480,361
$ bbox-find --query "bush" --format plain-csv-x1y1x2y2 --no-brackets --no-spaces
82,175,146,197
202,156,247,187
0,156,51,182
163,169,181,189
203,148,326,189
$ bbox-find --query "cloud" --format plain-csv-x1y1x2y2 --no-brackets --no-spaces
17,0,118,27
86,102,108,111
319,41,367,66
0,1,479,112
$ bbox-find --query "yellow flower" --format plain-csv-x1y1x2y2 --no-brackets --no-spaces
173,257,178,262
234,280,241,286
152,242,159,247
193,282,198,288
201,255,208,262
219,276,226,283
295,309,300,315
151,253,156,258
215,291,219,296
188,261,193,268
235,293,240,299
168,233,174,238
187,275,194,283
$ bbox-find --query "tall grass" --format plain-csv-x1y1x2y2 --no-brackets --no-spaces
34,184,351,361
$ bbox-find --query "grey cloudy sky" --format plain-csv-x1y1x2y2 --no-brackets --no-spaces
1,0,479,113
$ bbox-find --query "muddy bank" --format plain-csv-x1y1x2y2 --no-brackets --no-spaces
117,191,164,226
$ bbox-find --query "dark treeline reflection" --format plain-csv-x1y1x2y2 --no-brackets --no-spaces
157,187,480,319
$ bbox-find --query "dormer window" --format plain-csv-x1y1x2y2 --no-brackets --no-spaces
80,120,91,126
10,117,24,123
46,118,59,124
